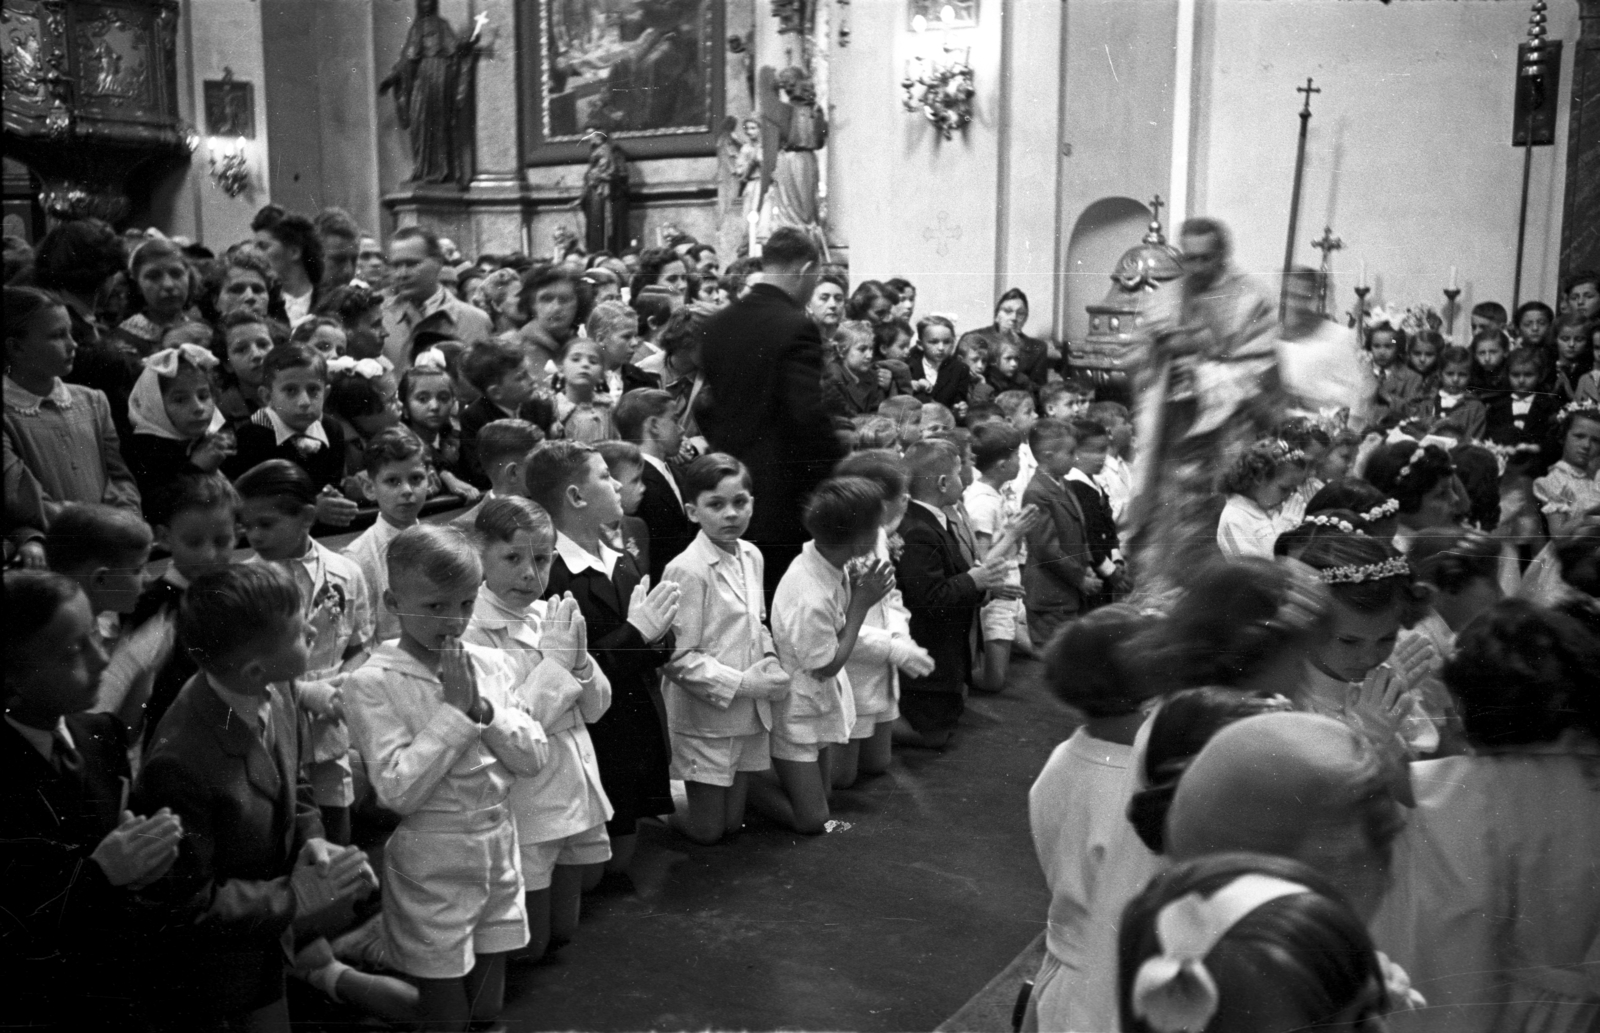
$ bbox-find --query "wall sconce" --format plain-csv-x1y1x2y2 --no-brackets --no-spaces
902,5,975,139
208,136,250,197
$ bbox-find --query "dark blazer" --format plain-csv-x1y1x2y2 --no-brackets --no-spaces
459,395,557,488
1,712,143,1029
909,347,976,412
700,283,846,587
127,576,195,749
225,416,348,492
1065,475,1119,608
544,546,675,831
821,359,884,420
984,364,1037,400
893,502,984,698
1484,391,1561,451
135,676,323,1020
126,432,210,520
1021,469,1092,616
637,458,691,584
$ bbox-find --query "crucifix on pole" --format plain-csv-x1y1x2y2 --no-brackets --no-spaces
1310,225,1343,317
1280,77,1320,321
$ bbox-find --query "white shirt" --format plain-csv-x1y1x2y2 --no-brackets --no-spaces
1096,453,1132,527
640,452,684,508
462,588,613,841
342,516,407,643
555,530,620,579
661,532,776,736
284,288,313,329
1510,393,1534,417
1216,493,1282,559
256,406,331,448
769,542,857,746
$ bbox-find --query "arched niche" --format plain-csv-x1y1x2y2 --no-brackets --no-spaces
1064,196,1150,347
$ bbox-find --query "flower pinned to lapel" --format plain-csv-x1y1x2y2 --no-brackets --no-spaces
623,536,641,561
292,435,325,457
887,532,905,563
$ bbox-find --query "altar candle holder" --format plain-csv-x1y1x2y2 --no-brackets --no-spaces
1354,285,1372,351
1442,287,1462,341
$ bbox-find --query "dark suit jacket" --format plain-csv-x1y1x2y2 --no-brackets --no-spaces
459,395,557,488
135,676,323,1018
126,433,210,521
1022,469,1091,615
1484,391,1561,451
909,347,976,412
700,283,846,578
545,547,675,829
1,712,143,1028
821,359,884,420
637,458,692,584
894,502,984,697
225,417,348,493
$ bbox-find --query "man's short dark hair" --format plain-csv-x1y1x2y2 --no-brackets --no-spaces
1179,216,1230,257
391,225,443,260
523,440,596,519
477,418,543,470
179,563,303,670
802,476,883,546
761,227,819,271
44,503,152,571
682,452,752,499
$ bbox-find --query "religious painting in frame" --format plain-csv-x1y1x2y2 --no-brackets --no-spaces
520,0,725,167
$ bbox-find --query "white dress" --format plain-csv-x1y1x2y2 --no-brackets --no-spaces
1374,735,1600,1033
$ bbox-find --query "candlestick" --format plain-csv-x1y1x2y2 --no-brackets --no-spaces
1357,259,1367,290
1442,286,1462,339
1354,284,1372,351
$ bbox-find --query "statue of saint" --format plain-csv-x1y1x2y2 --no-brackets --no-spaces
757,66,829,258
578,131,630,256
381,0,482,186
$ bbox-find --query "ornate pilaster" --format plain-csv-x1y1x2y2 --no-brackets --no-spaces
1561,0,1600,278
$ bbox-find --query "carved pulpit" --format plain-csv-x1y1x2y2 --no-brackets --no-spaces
2,0,186,224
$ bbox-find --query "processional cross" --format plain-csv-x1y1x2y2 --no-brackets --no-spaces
1310,225,1343,317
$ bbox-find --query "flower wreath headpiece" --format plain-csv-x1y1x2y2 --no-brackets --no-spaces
1359,498,1400,523
327,355,392,380
1555,399,1600,425
1304,513,1359,534
1273,439,1308,464
1317,556,1411,585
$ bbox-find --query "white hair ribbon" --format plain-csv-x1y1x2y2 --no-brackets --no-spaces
1131,874,1310,1033
141,343,218,378
412,347,448,372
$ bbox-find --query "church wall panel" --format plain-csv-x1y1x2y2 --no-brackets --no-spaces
1189,0,1578,325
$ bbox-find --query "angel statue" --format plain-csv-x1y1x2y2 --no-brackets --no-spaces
756,65,829,259
578,130,630,256
380,0,484,185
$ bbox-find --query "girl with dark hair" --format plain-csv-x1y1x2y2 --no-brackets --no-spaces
843,280,898,325
1533,399,1600,538
1120,852,1397,1033
117,238,197,353
627,246,690,305
1375,599,1600,1033
886,277,916,321
1362,440,1468,548
1306,477,1401,540
515,263,583,368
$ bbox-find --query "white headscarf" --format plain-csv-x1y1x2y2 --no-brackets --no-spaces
128,344,226,441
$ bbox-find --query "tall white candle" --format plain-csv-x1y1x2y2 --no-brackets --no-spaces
1449,265,1458,290
1358,260,1367,289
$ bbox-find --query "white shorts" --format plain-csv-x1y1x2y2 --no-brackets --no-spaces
518,822,612,891
382,811,528,979
670,729,771,786
770,734,831,764
981,596,1024,643
849,703,899,740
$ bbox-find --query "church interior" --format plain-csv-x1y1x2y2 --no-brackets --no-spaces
4,1,1598,1032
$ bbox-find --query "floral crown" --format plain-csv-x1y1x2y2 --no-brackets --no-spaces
1317,556,1411,585
1556,399,1600,425
327,355,392,380
1304,513,1360,534
1358,498,1400,524
1273,439,1308,463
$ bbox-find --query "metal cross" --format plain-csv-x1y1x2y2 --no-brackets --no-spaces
1310,225,1343,317
1148,195,1165,226
1297,77,1320,116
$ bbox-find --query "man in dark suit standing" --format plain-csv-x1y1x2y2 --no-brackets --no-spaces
700,227,846,594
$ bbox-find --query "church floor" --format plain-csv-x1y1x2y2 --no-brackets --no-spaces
498,658,1073,1032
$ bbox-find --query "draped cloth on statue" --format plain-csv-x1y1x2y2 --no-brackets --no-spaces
389,13,474,185
1128,266,1281,601
760,98,829,259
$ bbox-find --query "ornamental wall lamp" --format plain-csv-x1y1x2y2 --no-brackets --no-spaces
901,5,975,139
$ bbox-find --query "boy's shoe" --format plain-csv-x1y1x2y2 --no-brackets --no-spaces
330,913,389,969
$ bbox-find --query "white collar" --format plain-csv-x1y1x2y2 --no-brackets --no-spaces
206,675,273,734
258,405,331,447
912,499,949,529
472,584,543,631
3,375,72,413
1064,467,1101,489
556,530,620,578
640,452,683,505
5,714,70,761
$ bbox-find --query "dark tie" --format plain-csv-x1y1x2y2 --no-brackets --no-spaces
52,726,83,777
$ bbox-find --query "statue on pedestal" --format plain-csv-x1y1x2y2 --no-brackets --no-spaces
757,66,829,258
578,130,630,256
381,0,483,186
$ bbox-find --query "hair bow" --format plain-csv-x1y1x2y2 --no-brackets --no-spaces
142,343,218,377
328,355,391,379
413,347,448,372
1131,874,1311,1033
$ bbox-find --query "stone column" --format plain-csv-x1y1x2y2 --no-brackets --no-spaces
467,0,527,256
1562,0,1600,278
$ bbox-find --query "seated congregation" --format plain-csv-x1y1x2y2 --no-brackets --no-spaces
3,204,1598,1033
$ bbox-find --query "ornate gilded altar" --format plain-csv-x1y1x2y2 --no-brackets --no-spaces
2,0,186,224
1071,199,1184,401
